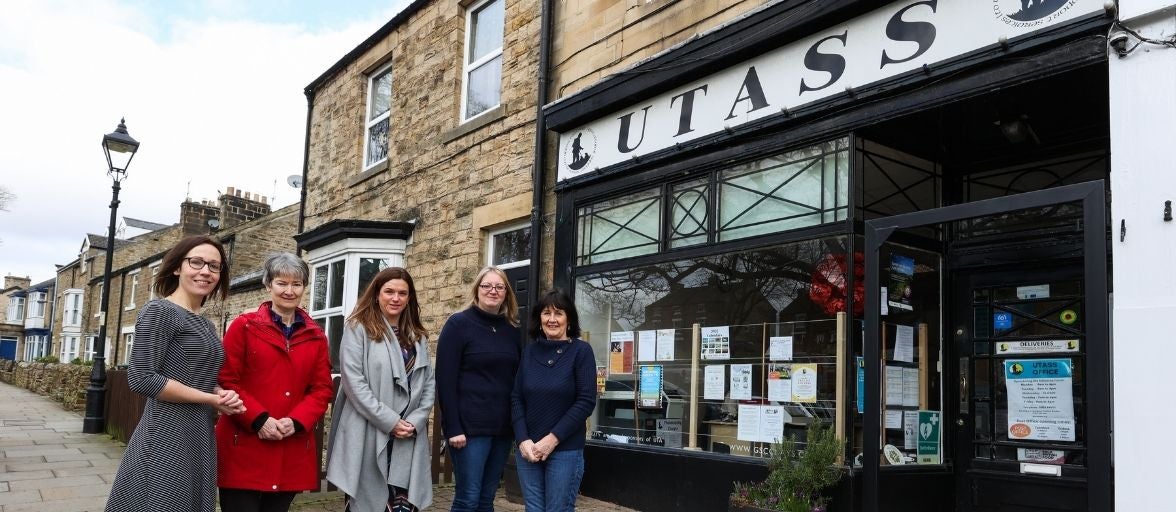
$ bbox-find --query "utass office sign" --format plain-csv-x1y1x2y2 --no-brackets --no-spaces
557,0,1102,182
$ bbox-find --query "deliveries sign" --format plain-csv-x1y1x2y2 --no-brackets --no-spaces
1004,359,1076,442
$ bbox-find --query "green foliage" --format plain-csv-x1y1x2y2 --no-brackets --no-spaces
34,355,60,364
70,357,94,366
731,421,843,512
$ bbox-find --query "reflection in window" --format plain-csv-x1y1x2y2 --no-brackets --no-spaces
719,138,849,241
575,237,850,458
577,188,661,265
358,258,390,299
492,226,531,267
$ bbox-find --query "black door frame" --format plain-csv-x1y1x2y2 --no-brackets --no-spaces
862,180,1110,512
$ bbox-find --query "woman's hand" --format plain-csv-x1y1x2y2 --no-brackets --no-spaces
258,417,284,440
518,440,539,463
448,434,467,449
211,386,246,415
392,419,416,439
532,433,560,461
275,417,296,438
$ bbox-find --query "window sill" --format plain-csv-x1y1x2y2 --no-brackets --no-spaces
441,103,507,144
348,160,389,188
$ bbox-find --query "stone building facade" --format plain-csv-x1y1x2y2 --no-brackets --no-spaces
299,0,542,359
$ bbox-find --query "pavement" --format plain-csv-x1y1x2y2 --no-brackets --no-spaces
0,382,635,511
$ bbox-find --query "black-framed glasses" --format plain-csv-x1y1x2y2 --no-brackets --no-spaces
185,257,223,273
478,283,506,292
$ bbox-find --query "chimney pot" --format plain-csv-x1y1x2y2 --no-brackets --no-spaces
226,186,235,196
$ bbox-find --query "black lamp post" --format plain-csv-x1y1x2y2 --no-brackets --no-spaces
83,118,140,434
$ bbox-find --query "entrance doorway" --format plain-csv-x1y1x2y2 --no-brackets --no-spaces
863,181,1111,512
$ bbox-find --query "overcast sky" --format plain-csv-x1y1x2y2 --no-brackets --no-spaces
0,0,410,284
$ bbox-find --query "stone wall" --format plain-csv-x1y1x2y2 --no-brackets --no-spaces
303,0,542,334
0,359,90,411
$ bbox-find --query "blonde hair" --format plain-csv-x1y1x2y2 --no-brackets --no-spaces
468,266,519,327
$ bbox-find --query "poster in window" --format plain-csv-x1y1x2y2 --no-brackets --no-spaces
700,325,731,360
657,419,683,449
596,365,608,396
730,364,753,400
637,365,663,408
609,331,634,374
791,363,818,403
656,329,676,361
1004,359,1076,442
769,336,793,361
637,330,656,362
888,254,915,312
704,365,725,400
767,364,792,403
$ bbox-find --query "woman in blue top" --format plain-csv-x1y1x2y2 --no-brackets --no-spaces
511,289,597,512
436,267,522,511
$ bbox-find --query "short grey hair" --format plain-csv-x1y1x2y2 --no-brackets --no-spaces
262,252,309,287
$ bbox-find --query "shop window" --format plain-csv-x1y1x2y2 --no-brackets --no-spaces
669,178,709,249
462,0,504,120
577,187,661,265
856,139,941,220
718,139,849,241
575,237,851,459
363,63,393,171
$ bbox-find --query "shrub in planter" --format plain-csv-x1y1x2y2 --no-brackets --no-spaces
34,355,60,364
730,421,843,512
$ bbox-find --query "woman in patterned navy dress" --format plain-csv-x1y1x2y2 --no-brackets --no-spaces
106,236,247,512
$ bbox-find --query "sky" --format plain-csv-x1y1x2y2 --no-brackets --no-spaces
0,0,411,284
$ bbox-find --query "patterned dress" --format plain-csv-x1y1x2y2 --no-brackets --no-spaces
106,299,224,512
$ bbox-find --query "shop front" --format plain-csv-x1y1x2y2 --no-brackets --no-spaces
542,1,1114,511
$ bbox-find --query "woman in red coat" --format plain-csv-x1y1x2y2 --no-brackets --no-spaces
216,252,333,512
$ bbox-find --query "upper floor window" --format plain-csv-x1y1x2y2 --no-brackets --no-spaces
149,263,160,300
363,63,393,171
126,270,141,310
6,297,25,323
462,0,504,120
63,290,83,327
27,292,46,319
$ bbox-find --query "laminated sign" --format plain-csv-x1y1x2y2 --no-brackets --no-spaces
1004,359,1076,442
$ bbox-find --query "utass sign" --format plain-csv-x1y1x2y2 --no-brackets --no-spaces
558,0,1102,181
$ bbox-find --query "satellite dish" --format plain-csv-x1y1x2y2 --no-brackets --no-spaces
207,219,221,230
287,174,303,189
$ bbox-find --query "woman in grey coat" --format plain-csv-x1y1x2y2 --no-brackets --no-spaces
326,267,434,512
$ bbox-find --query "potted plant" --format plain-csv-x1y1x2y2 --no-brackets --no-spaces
730,421,843,512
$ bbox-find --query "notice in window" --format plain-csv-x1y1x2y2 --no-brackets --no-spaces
596,365,607,396
888,254,915,312
701,325,731,360
656,329,675,361
791,363,818,403
769,336,793,361
638,365,663,408
637,330,656,362
609,331,634,374
657,419,683,449
730,364,753,400
737,404,760,442
894,324,914,363
1005,359,1075,442
885,365,904,406
767,364,792,403
704,365,725,400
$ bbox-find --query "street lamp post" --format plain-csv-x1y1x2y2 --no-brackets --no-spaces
83,119,140,434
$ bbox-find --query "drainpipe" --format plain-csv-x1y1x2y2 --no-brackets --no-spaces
297,89,314,255
529,0,553,312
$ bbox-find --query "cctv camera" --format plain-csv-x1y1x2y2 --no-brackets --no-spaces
1109,31,1130,57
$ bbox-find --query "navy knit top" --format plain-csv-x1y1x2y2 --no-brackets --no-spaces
511,337,597,451
435,306,521,438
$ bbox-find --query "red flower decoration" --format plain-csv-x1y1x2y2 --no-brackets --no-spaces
809,252,864,317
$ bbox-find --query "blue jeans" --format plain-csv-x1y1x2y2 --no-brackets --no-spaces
449,435,513,512
515,448,584,512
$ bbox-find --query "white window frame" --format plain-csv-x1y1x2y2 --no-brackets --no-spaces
121,327,135,366
23,335,48,361
126,270,140,310
461,0,504,121
63,289,83,328
84,335,96,363
6,296,25,323
27,292,46,319
487,222,531,270
149,262,160,300
93,284,103,318
362,62,393,172
61,335,79,363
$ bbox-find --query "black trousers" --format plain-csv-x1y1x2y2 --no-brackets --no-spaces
218,488,298,512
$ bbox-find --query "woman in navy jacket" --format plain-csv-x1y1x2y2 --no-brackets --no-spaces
511,289,597,512
215,252,333,512
436,267,522,511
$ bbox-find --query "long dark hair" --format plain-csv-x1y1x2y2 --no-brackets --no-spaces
153,235,230,304
347,267,427,348
528,288,581,339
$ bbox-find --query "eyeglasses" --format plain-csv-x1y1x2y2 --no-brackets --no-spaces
478,283,507,292
184,257,223,273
